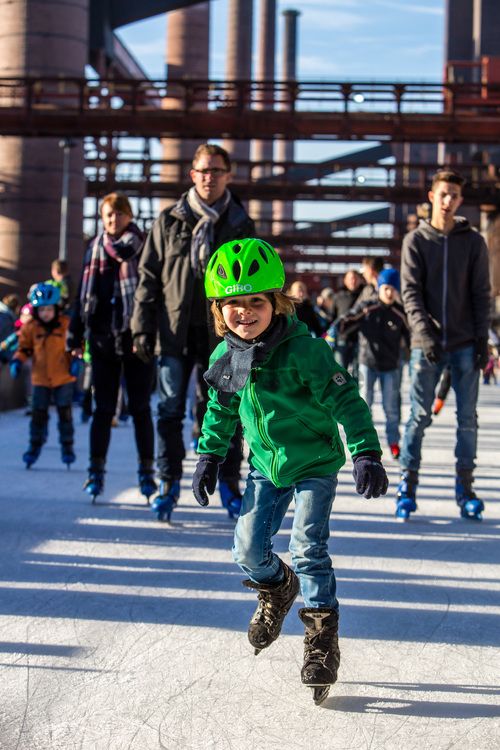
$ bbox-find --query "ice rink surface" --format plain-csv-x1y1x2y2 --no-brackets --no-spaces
0,378,499,750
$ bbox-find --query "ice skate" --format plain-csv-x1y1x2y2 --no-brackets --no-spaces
219,479,242,519
243,561,299,655
389,443,400,460
395,470,418,520
152,479,180,522
456,471,484,521
138,461,157,504
61,444,76,469
83,460,105,503
23,444,41,469
298,608,340,705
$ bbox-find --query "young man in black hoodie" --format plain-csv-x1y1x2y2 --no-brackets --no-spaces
397,169,491,521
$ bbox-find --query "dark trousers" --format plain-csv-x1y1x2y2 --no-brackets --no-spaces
157,335,243,481
30,383,74,448
89,337,155,465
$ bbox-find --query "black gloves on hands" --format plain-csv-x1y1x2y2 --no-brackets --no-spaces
133,334,154,364
420,334,442,365
474,336,489,371
353,452,388,498
192,454,222,507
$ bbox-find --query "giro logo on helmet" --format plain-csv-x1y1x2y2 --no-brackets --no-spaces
224,283,253,294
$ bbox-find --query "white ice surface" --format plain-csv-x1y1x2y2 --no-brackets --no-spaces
0,377,499,750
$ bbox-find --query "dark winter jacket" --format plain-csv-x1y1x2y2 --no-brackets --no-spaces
295,299,324,337
338,300,409,371
331,286,363,342
131,191,255,357
401,218,491,351
198,318,381,487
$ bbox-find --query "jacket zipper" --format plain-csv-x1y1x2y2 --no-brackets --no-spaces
249,371,279,485
442,236,448,349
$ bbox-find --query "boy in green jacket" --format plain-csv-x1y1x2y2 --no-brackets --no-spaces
192,238,388,704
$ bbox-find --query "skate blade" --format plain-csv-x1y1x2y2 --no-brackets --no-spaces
312,686,330,705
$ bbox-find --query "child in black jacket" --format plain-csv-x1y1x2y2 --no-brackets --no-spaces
338,268,409,459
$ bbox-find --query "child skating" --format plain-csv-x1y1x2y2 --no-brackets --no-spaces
192,238,388,704
10,283,76,468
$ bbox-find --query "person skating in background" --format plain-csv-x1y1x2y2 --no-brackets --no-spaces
325,270,363,374
9,283,76,468
314,287,336,333
397,169,491,521
131,143,255,521
69,192,156,503
356,256,385,305
0,302,31,362
192,238,388,705
337,268,409,460
0,294,20,359
47,258,74,312
288,279,324,337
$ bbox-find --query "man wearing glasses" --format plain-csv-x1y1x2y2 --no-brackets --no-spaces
132,143,255,521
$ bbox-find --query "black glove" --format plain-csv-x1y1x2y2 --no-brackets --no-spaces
352,452,388,498
474,336,489,371
420,334,442,365
192,454,222,507
133,334,154,364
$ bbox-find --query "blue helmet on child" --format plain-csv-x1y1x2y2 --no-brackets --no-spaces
29,282,61,308
377,268,400,292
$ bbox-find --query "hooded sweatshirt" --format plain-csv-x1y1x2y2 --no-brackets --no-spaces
400,217,490,351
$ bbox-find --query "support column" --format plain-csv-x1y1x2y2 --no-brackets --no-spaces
0,0,88,296
161,2,210,204
273,9,300,233
250,0,276,229
222,0,253,180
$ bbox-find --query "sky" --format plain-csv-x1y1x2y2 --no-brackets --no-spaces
115,0,446,234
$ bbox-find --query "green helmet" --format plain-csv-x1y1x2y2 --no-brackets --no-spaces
204,238,285,300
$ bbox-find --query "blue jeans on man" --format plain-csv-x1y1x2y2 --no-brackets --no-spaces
358,364,400,446
233,469,338,610
400,344,479,473
157,352,243,481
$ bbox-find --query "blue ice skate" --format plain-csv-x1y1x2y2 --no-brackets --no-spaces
219,480,242,519
395,471,418,520
138,462,157,504
152,480,180,522
61,445,76,469
23,445,41,469
456,472,484,521
83,465,105,503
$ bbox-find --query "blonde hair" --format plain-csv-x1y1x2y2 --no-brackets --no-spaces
210,292,295,337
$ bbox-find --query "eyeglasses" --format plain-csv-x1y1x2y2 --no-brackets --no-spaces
193,167,229,177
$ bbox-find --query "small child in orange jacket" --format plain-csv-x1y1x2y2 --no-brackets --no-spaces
11,282,76,468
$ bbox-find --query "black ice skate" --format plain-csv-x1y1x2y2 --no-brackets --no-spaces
242,560,299,655
298,607,340,705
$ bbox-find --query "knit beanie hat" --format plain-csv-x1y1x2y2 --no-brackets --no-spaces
377,268,400,292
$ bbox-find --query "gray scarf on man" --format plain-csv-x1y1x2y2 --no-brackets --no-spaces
184,187,231,277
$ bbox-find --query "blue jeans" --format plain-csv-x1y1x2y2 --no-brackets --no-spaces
400,345,479,473
31,382,74,447
158,352,243,481
233,469,338,610
359,364,400,445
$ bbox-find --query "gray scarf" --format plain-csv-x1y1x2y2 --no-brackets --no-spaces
186,187,231,277
204,315,293,398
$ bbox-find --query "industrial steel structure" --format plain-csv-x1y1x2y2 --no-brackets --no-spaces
0,0,499,297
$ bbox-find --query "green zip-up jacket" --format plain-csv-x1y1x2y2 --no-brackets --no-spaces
198,319,381,487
